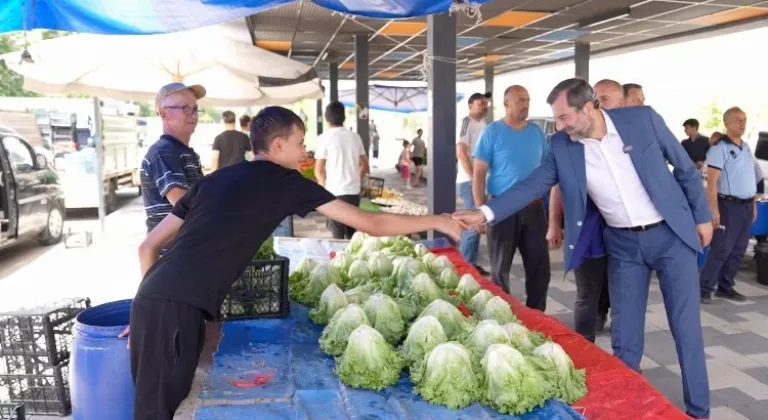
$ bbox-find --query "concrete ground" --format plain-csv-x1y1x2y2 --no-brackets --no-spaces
2,168,768,418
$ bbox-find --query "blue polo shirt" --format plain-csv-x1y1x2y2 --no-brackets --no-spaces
473,120,548,196
140,135,204,232
706,136,756,200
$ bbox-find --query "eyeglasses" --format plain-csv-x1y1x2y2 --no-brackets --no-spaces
162,105,202,116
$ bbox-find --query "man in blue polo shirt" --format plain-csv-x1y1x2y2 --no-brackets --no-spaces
701,106,757,304
472,85,550,310
140,82,206,234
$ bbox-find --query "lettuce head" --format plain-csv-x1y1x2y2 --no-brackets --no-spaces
412,342,480,409
417,299,474,341
319,303,370,356
293,263,342,307
399,315,448,367
343,283,376,305
335,325,404,391
502,323,546,353
362,293,405,345
464,319,512,360
531,342,587,404
479,343,553,415
346,259,372,288
468,290,494,315
308,284,348,325
480,296,518,324
456,274,481,302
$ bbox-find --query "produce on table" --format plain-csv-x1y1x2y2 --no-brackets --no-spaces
399,315,448,368
254,236,277,260
531,342,587,404
436,267,460,289
502,323,546,354
456,274,481,302
480,296,519,324
417,299,474,341
284,232,587,415
463,319,512,361
335,325,404,391
468,290,494,315
412,342,480,409
308,284,348,325
363,293,405,345
319,303,370,357
480,344,553,415
293,263,342,307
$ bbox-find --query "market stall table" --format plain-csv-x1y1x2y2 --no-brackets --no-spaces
192,240,690,420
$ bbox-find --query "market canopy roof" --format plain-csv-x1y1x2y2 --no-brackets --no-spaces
338,84,465,113
245,0,768,81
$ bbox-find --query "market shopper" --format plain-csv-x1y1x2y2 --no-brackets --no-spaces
623,82,645,106
315,101,370,239
472,85,551,310
140,82,206,234
211,110,252,171
453,78,712,419
126,106,464,420
239,114,251,134
410,128,426,186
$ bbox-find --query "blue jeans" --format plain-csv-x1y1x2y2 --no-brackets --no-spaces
457,181,479,265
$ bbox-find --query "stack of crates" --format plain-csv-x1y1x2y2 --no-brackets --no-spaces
0,298,90,416
219,257,290,320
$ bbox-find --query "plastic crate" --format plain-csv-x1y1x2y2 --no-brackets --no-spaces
0,404,24,420
0,298,90,372
362,177,385,199
220,257,290,320
0,362,69,416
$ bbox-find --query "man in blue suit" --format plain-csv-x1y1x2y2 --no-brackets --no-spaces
453,78,712,419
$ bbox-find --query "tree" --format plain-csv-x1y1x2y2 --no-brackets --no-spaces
41,30,70,40
0,35,38,97
700,100,724,135
138,102,155,117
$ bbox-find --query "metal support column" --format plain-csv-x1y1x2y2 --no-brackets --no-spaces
93,97,105,232
427,12,457,239
575,42,590,81
329,62,339,102
484,63,494,123
354,35,369,153
316,99,323,135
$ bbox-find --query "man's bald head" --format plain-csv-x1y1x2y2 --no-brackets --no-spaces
593,79,625,110
503,85,530,122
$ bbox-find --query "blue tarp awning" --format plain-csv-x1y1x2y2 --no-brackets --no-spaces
0,0,494,35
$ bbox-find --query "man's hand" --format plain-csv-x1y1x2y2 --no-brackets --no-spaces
697,222,713,248
546,225,563,249
695,161,704,169
452,209,486,230
436,214,465,242
711,210,720,230
119,326,130,349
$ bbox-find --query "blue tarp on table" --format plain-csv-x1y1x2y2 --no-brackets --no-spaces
195,303,587,420
0,0,495,34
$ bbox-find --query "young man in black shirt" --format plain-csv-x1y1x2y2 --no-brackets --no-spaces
210,110,252,171
681,118,710,169
125,106,463,420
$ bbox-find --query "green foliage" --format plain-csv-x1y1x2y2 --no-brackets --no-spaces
700,100,725,134
0,35,38,97
138,102,155,117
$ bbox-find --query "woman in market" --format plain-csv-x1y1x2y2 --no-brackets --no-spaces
124,106,464,420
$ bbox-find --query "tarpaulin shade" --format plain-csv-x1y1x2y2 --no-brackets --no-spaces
0,0,494,35
338,84,465,113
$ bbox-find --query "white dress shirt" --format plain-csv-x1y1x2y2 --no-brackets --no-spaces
480,111,664,228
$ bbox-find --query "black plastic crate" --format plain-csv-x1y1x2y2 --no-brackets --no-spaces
0,298,89,373
0,404,24,420
0,362,69,416
220,257,290,320
362,176,385,199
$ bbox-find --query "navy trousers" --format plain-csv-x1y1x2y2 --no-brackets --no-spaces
700,199,753,293
604,223,709,419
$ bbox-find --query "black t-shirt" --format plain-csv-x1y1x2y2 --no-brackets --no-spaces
213,130,251,168
135,160,336,318
681,134,710,163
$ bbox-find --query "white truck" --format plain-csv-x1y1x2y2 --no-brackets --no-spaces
0,98,146,213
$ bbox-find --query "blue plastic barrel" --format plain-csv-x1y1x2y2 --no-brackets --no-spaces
70,299,133,420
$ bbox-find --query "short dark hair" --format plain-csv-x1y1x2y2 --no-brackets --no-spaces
467,92,491,105
623,83,643,97
222,110,236,124
325,101,346,126
250,106,306,152
239,114,251,128
417,128,423,135
682,118,699,129
402,140,410,148
546,78,596,111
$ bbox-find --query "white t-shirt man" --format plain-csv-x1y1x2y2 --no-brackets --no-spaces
456,115,486,184
315,127,366,196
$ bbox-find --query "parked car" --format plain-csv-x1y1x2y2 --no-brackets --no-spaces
0,125,66,249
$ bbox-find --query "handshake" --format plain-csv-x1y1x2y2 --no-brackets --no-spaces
433,209,489,242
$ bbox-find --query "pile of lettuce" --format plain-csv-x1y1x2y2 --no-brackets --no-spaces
286,232,587,414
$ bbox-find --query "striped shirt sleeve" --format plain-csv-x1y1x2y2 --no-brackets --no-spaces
458,116,471,145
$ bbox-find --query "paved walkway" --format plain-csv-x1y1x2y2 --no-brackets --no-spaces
295,167,768,420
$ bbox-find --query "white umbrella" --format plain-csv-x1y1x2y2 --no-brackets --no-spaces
338,84,465,113
0,24,323,106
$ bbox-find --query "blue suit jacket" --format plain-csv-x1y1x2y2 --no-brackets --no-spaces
485,106,712,272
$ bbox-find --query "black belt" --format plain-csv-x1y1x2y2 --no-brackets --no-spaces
619,221,664,232
718,195,753,204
